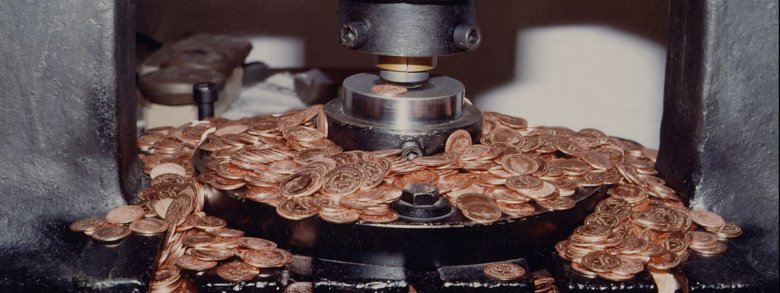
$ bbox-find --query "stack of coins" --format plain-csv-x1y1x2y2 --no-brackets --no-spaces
556,186,741,280
531,270,560,293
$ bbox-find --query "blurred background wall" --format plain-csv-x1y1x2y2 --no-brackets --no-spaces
137,0,668,148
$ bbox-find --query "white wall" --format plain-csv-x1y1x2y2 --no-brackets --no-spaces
138,0,668,148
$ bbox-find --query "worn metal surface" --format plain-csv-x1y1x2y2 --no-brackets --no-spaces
656,0,779,288
338,0,477,57
0,0,146,290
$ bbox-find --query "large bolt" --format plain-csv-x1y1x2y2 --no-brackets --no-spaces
401,183,440,206
339,21,370,49
453,24,481,51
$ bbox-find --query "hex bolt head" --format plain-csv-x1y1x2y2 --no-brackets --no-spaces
401,183,440,206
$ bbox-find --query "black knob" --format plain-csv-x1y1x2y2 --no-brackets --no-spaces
193,82,219,120
392,183,453,221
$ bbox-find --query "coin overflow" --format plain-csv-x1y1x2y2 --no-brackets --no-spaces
71,105,740,291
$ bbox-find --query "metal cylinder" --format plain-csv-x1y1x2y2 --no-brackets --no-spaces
342,73,464,125
338,0,478,57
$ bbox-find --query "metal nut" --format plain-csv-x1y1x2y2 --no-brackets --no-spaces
401,183,440,206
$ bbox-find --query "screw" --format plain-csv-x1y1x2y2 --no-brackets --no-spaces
339,21,369,49
453,24,481,51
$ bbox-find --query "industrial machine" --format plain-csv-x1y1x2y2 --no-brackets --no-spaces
0,0,777,292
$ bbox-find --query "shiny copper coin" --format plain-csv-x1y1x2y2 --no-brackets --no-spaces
70,218,107,233
706,222,743,238
501,154,541,176
182,233,216,248
319,208,361,224
458,194,502,224
237,237,277,250
359,210,400,223
279,168,323,198
689,231,718,248
277,197,320,220
490,127,524,146
150,162,187,179
688,210,725,228
285,282,313,293
580,251,621,273
537,197,575,210
371,84,407,96
690,241,727,256
570,261,598,278
207,228,245,238
216,261,259,282
483,262,526,280
92,224,131,242
105,205,145,224
445,130,472,153
190,247,234,261
322,164,364,196
608,184,647,204
614,256,645,275
647,251,681,270
597,271,634,281
505,175,543,191
581,150,613,170
129,218,168,235
241,248,289,268
175,255,217,271
188,215,227,230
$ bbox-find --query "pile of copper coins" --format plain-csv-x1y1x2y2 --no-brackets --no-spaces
71,104,743,289
557,192,741,281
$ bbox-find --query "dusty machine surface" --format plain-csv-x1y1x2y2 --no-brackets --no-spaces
0,0,778,292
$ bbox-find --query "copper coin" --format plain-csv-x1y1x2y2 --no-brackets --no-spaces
279,168,323,198
614,256,645,275
175,255,217,271
580,251,621,273
215,124,249,136
322,165,364,196
483,262,526,280
501,154,541,176
581,150,613,170
360,160,389,189
505,175,543,191
690,241,727,256
92,224,131,242
688,210,725,228
319,208,361,224
371,84,407,96
188,215,226,230
689,231,718,248
129,218,168,235
490,127,524,146
277,197,320,220
237,237,277,250
285,282,313,293
597,271,634,281
584,213,621,229
537,197,575,210
445,130,472,153
241,248,289,268
207,228,245,238
150,162,187,179
458,194,502,224
647,251,681,270
570,261,598,278
497,202,536,217
216,261,259,282
105,205,145,224
608,184,647,204
70,218,107,233
359,210,400,223
182,233,216,248
190,247,234,261
706,222,743,238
